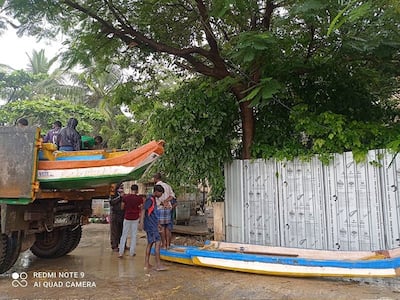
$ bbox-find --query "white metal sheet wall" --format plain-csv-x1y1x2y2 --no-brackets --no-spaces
277,157,326,249
224,160,245,243
322,151,385,251
380,150,400,249
224,150,400,251
243,160,280,245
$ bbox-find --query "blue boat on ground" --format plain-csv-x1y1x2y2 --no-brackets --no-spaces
152,240,400,278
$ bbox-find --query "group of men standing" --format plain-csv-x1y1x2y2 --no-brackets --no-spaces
109,173,176,270
19,117,104,151
34,118,80,150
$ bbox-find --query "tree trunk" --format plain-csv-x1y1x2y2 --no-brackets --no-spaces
232,85,254,159
239,101,255,159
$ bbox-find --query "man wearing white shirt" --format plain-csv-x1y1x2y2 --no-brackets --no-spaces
153,172,176,249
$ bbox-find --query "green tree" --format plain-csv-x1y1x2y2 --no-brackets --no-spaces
0,69,39,102
26,49,57,75
67,63,130,146
0,50,129,147
0,97,105,134
0,49,86,102
3,0,400,161
147,78,239,199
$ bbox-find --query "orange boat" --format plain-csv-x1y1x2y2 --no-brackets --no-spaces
37,140,164,189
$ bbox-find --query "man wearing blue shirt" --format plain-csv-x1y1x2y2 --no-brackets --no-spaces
139,184,168,271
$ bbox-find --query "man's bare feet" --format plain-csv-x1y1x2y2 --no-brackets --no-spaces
155,265,168,271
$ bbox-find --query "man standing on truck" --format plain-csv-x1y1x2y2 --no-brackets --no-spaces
43,120,62,145
109,183,125,252
57,117,81,151
16,117,28,127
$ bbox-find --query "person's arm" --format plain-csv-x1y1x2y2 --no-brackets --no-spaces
138,197,148,231
43,131,50,143
138,196,144,210
109,194,122,206
138,206,145,231
56,129,63,146
73,133,81,151
163,187,175,206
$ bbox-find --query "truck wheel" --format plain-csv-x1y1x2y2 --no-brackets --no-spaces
30,228,68,258
0,231,22,274
54,225,82,257
65,225,82,254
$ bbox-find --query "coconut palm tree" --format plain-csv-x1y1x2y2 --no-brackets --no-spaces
25,49,86,102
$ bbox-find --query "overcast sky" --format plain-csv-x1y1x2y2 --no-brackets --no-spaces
0,27,63,70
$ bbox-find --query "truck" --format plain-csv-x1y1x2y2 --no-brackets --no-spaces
0,126,117,274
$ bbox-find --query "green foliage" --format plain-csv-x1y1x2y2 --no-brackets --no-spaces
100,114,138,150
26,49,58,74
242,77,282,107
0,69,41,101
245,0,400,164
327,1,372,37
3,0,400,197
0,98,105,135
0,49,88,103
144,78,239,200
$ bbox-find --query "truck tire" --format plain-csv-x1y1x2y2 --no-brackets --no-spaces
65,225,82,254
0,231,22,274
53,225,82,257
30,228,68,258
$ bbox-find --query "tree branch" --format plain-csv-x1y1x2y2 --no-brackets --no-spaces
195,0,228,71
261,0,277,30
62,0,231,80
304,25,315,63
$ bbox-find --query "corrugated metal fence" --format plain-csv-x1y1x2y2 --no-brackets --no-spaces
224,150,400,251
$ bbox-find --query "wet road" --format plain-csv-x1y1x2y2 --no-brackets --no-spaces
1,224,400,300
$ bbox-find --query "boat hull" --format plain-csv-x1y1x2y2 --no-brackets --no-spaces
160,246,194,265
189,248,400,278
38,164,150,189
155,242,400,278
37,141,164,190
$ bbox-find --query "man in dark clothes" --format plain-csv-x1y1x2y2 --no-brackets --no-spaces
43,120,62,145
57,117,81,151
109,183,125,252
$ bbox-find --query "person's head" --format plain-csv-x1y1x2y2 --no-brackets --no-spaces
153,184,164,198
115,182,124,195
153,172,162,183
16,118,28,127
131,184,139,194
67,117,78,129
94,135,103,145
53,121,62,129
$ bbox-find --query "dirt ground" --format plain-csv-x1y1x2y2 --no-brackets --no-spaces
1,223,399,300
